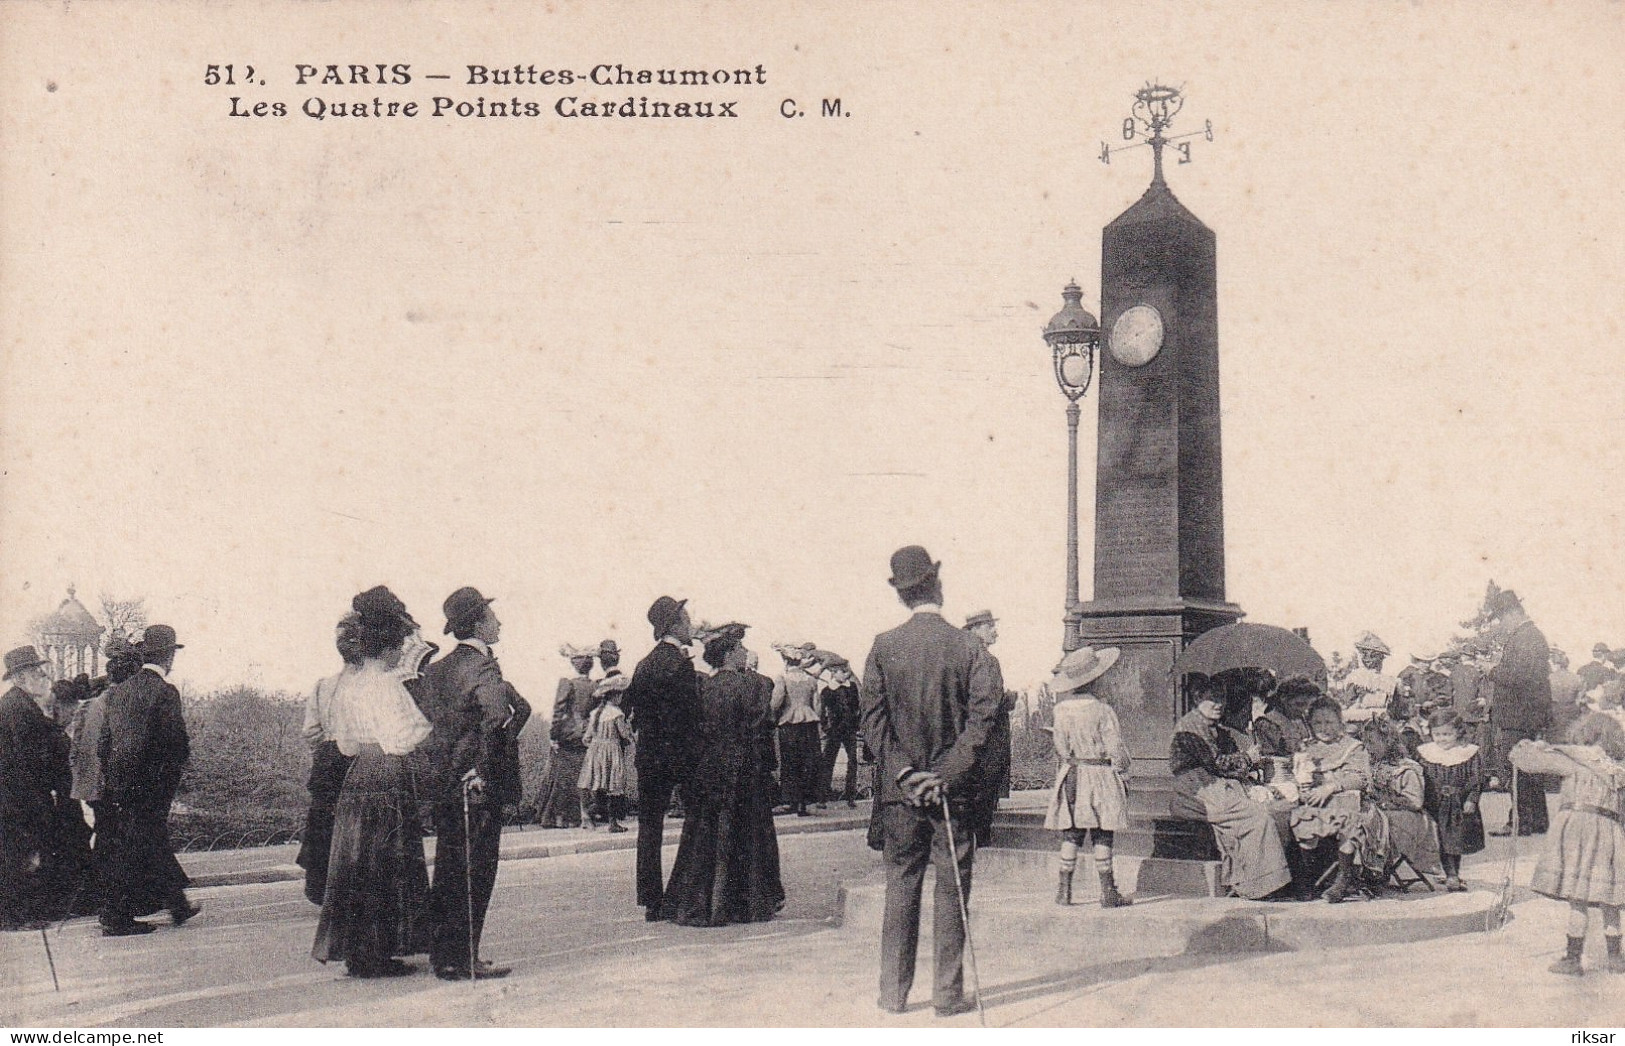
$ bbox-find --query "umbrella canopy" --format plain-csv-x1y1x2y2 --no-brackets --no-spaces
1173,623,1326,683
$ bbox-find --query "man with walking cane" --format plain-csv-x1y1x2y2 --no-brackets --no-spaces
860,546,1000,1019
420,587,522,980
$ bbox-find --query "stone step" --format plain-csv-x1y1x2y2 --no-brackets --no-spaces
976,845,1222,897
835,848,1496,958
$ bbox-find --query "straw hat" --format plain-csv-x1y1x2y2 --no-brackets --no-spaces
1050,646,1120,694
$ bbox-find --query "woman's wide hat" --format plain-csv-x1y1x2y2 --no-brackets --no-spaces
888,545,940,590
1050,646,1120,694
3,645,50,681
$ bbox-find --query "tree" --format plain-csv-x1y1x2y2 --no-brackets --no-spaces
99,594,147,638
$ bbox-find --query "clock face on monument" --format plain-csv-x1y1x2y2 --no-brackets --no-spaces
1109,304,1165,367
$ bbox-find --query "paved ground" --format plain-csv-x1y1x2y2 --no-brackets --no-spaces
4,791,1621,1027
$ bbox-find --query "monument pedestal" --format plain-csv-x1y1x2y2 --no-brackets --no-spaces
1079,596,1241,775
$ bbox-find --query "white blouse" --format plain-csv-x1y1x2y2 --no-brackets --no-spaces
307,659,431,756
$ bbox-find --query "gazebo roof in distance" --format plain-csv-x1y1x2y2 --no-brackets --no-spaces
41,585,104,640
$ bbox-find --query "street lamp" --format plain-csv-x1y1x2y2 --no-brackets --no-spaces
1043,280,1101,653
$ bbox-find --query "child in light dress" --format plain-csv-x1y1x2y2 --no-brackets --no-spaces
1510,713,1625,976
1289,698,1377,903
1043,646,1132,909
578,675,633,833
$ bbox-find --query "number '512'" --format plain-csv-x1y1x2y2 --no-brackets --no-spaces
205,65,255,86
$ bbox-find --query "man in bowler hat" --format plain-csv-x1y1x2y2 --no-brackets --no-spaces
624,595,700,919
861,546,1000,1017
418,587,523,979
97,626,198,935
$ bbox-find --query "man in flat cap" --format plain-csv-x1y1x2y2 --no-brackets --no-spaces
861,546,1000,1018
97,626,197,935
962,610,1009,846
1,646,89,928
624,595,700,919
419,587,524,979
1486,590,1553,836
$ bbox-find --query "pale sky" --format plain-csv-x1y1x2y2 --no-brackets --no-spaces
3,1,1623,705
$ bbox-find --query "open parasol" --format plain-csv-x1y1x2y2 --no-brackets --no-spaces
1172,622,1326,683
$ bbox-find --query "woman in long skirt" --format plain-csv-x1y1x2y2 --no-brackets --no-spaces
1168,693,1291,900
310,587,434,978
661,630,784,926
536,648,596,828
297,642,355,906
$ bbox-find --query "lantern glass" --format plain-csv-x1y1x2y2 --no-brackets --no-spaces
1060,351,1090,387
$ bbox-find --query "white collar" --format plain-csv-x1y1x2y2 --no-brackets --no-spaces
911,604,943,618
459,638,491,657
1417,741,1479,766
661,636,687,649
142,663,170,679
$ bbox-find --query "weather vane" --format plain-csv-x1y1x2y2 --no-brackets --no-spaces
1099,82,1214,184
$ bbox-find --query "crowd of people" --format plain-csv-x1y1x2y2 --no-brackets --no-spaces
9,562,1625,1000
1155,589,1625,975
0,629,198,936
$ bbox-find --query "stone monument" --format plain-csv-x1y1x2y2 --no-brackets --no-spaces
1080,86,1243,772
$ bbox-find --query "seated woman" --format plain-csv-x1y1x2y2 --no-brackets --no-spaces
1169,693,1292,900
1361,718,1443,879
1253,676,1317,758
1290,698,1383,903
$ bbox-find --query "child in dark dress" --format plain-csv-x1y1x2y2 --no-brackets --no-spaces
1418,709,1485,892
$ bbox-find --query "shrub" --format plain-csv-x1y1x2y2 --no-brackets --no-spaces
174,686,310,848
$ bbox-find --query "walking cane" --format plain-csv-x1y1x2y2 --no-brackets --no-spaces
1490,765,1521,931
939,798,987,1028
40,928,59,991
462,779,477,982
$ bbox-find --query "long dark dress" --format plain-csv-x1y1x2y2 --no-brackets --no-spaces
312,746,429,964
296,740,354,905
660,668,785,926
1420,743,1486,856
310,655,433,970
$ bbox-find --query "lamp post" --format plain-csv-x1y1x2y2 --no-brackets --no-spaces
1043,281,1101,653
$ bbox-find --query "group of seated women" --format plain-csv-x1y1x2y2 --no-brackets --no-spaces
1169,676,1447,902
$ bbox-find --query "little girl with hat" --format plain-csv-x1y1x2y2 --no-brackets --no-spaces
1043,645,1133,908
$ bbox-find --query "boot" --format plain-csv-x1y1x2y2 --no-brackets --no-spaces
1099,870,1132,909
1605,935,1625,974
1321,850,1356,904
1551,935,1585,976
1055,870,1072,906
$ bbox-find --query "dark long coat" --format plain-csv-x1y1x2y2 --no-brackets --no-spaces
624,640,701,779
1490,621,1553,735
859,611,1001,807
660,668,785,926
96,668,192,912
417,643,528,806
1,687,91,924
